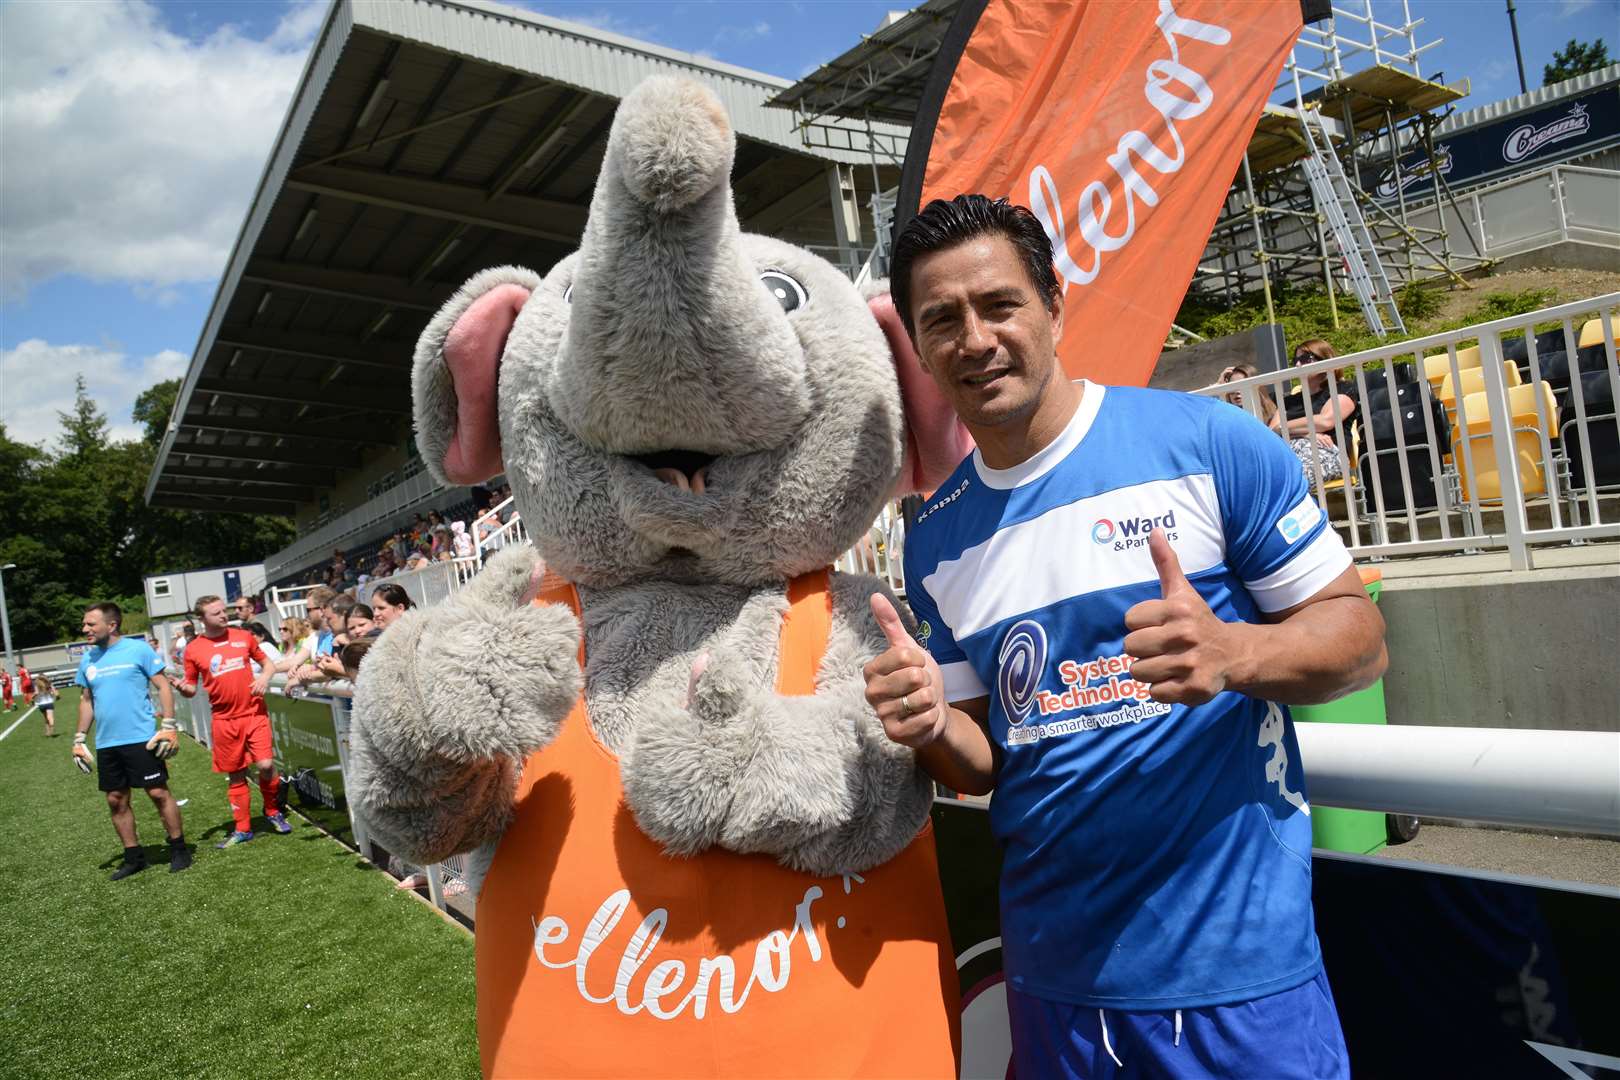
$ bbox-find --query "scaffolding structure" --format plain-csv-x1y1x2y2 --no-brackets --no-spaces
772,2,1486,334
1195,1,1483,332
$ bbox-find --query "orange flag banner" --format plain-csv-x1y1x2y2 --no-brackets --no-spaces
900,0,1305,387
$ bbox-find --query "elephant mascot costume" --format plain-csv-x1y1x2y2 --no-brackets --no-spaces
351,75,974,1078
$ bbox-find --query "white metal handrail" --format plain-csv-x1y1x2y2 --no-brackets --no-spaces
473,497,528,565
1297,724,1620,837
1201,293,1620,570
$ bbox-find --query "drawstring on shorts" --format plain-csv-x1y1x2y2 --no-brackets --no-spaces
1174,1009,1183,1047
1098,1009,1125,1068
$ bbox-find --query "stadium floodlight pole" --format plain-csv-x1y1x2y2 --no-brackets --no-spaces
0,563,14,671
1505,1,1529,95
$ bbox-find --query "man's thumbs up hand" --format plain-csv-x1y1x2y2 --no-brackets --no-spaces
864,593,949,750
1124,529,1240,706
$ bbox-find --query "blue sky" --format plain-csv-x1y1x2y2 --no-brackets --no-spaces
2,0,1614,448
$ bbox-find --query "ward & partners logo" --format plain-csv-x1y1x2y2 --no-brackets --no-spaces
1091,509,1179,550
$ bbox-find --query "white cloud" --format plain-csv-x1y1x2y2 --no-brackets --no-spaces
1558,0,1596,16
0,339,188,448
0,1,319,299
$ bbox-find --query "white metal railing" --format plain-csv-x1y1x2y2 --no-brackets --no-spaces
472,497,528,565
833,500,908,596
1394,163,1620,265
270,582,318,623
1201,293,1620,570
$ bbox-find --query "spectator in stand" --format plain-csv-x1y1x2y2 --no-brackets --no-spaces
426,509,444,532
293,594,356,688
342,605,376,648
274,586,334,680
1274,339,1357,482
248,622,283,675
280,616,313,659
451,519,475,559
391,531,410,563
369,583,414,630
170,622,197,667
231,595,256,626
1212,364,1280,428
405,541,432,570
430,524,452,560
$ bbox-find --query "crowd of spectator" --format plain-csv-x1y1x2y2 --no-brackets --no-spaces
285,484,515,594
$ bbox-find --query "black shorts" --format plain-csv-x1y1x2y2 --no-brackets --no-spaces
97,743,170,793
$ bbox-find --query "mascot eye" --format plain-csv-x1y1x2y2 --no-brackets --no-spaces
563,282,574,304
760,270,807,313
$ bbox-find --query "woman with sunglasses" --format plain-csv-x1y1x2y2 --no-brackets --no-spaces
1275,339,1357,482
1213,363,1279,428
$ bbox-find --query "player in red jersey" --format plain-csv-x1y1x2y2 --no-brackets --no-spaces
170,595,291,846
1,667,13,711
18,664,35,706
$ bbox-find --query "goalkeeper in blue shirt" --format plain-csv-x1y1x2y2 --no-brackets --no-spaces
73,602,192,879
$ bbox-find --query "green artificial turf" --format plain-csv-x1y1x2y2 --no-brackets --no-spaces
0,689,480,1080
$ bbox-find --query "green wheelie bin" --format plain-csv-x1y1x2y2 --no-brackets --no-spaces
1293,567,1417,854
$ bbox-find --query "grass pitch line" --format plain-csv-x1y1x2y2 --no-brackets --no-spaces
0,704,40,741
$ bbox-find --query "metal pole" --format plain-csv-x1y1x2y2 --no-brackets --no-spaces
1505,1,1529,95
0,565,14,671
1241,154,1276,324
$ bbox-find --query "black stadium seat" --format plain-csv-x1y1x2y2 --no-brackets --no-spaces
1563,371,1620,493
1357,380,1451,513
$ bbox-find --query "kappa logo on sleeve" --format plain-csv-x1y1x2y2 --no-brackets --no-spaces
1275,495,1323,545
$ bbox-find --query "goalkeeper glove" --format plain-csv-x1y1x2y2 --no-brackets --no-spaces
72,733,94,774
146,719,180,760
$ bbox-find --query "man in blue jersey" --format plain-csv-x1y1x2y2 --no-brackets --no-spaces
863,195,1386,1078
74,602,192,879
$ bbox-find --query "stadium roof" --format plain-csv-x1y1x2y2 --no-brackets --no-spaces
146,0,884,515
765,0,957,128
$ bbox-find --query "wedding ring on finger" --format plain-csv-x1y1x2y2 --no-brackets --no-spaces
900,693,913,717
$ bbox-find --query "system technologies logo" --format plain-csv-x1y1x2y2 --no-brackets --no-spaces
997,619,1047,726
1091,510,1178,551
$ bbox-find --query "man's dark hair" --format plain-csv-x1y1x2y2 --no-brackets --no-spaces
85,602,122,630
890,194,1061,337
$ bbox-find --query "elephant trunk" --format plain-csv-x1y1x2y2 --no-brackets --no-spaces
552,77,809,456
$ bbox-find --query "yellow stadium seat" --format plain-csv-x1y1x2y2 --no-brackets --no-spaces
1422,344,1482,387
1438,360,1522,411
1577,315,1616,350
1451,381,1561,503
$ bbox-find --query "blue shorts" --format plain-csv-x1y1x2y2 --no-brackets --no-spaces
1007,970,1350,1079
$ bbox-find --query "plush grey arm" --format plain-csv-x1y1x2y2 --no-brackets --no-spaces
348,544,582,863
620,571,932,876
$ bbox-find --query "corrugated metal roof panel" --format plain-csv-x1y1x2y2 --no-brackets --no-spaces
1437,63,1620,135
350,0,890,162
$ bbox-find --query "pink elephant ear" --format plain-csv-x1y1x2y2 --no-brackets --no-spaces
440,283,530,485
869,293,974,495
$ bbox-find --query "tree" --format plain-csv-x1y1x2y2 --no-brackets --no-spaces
0,379,294,647
56,375,109,460
132,378,180,446
1543,39,1612,85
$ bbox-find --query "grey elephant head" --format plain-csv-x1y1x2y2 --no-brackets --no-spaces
411,76,970,589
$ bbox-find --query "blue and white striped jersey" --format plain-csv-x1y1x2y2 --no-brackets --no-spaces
904,382,1351,1009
